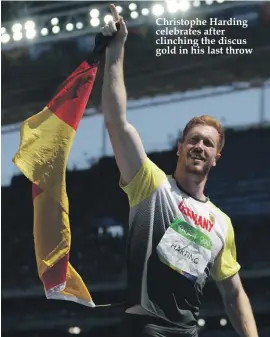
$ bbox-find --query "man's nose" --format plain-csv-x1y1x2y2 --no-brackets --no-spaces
194,140,204,151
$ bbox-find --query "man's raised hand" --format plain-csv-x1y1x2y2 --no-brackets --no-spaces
100,4,128,47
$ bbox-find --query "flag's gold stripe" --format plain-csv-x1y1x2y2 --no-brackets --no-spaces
62,263,92,302
13,106,76,213
13,104,93,304
33,192,70,277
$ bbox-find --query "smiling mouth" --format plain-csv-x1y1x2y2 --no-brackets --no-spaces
189,153,205,161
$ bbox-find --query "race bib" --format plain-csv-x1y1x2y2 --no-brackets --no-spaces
156,218,212,281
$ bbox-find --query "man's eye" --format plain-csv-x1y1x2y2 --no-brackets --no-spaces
190,136,198,143
204,140,214,147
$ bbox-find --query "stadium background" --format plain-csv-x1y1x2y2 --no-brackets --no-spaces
1,1,270,337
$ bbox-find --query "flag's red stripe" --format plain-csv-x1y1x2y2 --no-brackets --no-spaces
47,61,97,131
42,253,69,292
32,183,42,201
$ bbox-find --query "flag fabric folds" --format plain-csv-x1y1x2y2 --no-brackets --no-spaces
13,60,97,307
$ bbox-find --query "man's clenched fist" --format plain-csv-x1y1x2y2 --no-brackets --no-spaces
101,4,128,48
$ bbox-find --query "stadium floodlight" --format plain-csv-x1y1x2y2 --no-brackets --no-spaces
3,0,230,49
24,20,35,30
41,28,49,36
90,9,99,18
66,23,74,31
141,8,150,16
166,0,178,13
220,318,227,326
104,14,113,24
90,18,100,27
193,0,201,7
198,318,205,327
129,3,137,11
68,327,81,335
26,29,36,39
152,4,164,16
178,0,190,11
52,25,60,34
76,22,83,29
13,31,23,41
130,11,139,19
51,17,59,25
1,33,10,43
12,23,22,33
116,5,123,13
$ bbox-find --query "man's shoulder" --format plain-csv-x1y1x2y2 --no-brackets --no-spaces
207,200,232,224
119,158,168,207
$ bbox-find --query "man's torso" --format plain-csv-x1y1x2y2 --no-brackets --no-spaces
120,159,239,329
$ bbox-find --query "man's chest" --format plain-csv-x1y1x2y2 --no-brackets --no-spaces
153,185,227,279
159,183,226,256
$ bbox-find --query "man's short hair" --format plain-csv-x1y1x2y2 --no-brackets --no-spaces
182,115,225,152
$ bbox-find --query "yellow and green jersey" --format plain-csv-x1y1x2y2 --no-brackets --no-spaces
120,158,240,327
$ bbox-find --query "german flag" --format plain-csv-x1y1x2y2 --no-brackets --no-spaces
13,60,97,306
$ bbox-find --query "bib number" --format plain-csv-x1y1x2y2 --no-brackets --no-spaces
156,218,212,280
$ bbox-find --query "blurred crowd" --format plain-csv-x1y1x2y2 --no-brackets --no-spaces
2,126,270,289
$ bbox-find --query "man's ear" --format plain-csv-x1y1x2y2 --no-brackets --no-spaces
216,153,221,161
212,153,221,167
176,141,182,156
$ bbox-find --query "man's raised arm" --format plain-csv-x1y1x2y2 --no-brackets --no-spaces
101,4,147,185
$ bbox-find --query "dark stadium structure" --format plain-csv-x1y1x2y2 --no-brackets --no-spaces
2,0,270,128
2,1,270,337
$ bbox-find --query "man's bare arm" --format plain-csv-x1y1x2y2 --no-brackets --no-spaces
101,5,147,185
217,273,258,337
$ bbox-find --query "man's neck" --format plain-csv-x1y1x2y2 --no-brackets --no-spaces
174,170,208,202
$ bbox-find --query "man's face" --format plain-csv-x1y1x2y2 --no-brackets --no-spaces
177,125,220,176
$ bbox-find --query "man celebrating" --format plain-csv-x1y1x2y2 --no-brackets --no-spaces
101,4,258,337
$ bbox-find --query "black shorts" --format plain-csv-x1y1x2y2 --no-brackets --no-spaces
117,314,198,337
